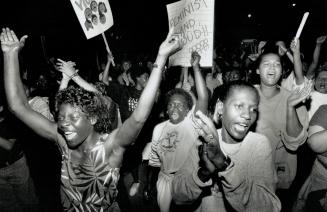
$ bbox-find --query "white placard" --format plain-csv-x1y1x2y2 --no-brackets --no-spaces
70,0,114,39
167,0,215,67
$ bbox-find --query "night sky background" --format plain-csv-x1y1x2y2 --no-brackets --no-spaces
0,1,325,211
0,0,326,77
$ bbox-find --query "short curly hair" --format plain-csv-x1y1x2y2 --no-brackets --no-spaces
165,88,193,110
55,86,115,133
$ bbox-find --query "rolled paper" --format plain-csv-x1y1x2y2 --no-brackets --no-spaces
295,12,309,39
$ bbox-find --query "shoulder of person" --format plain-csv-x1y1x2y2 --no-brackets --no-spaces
279,86,292,96
154,120,170,131
104,128,118,145
246,132,272,150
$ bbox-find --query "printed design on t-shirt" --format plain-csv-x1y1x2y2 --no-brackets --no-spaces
60,145,120,211
128,97,138,112
158,130,180,154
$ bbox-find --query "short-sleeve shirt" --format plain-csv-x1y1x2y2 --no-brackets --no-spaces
148,111,200,174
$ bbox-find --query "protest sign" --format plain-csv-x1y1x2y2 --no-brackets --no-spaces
70,0,113,39
167,0,215,67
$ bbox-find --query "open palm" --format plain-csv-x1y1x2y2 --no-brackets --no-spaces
287,80,312,107
0,28,27,53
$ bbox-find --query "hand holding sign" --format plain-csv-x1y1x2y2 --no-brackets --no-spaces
70,0,113,39
102,33,115,66
166,0,215,67
158,27,182,58
70,0,115,66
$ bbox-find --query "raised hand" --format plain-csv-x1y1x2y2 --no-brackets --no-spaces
276,41,287,56
107,52,114,64
287,80,312,107
213,101,223,124
290,38,300,54
191,51,201,67
158,27,182,57
316,35,327,45
56,59,78,78
258,41,267,54
0,28,28,53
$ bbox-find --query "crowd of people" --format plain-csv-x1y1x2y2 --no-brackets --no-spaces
0,25,327,212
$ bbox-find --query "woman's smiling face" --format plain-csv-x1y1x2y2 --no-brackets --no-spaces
257,53,282,87
57,104,94,149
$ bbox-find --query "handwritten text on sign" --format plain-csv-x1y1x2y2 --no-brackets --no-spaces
167,0,214,67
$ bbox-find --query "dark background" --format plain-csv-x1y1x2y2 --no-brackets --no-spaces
0,1,325,211
0,0,326,76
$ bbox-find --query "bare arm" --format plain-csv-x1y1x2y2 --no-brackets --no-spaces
285,51,294,64
113,28,181,148
56,59,75,90
179,67,197,104
290,38,305,85
276,41,294,63
175,66,188,88
101,53,113,85
191,51,208,114
1,28,57,141
57,59,99,93
58,70,70,91
306,35,327,79
0,137,15,151
286,80,311,137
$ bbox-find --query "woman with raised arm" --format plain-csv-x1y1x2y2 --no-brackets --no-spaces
253,49,312,211
1,27,180,211
254,50,311,190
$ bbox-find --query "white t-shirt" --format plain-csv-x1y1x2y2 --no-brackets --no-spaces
281,72,308,91
308,91,327,120
148,110,200,174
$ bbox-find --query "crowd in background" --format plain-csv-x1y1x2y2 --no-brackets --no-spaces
0,26,327,212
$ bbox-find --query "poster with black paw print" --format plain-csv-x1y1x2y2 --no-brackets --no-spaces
70,0,113,39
